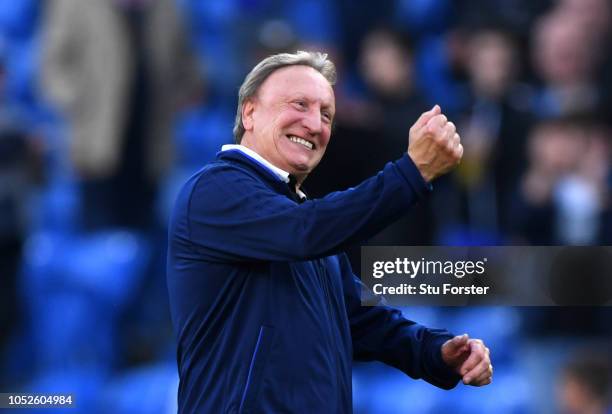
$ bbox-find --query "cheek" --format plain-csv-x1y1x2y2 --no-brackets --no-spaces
278,109,302,126
319,130,332,150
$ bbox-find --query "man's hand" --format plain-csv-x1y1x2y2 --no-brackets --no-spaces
407,105,463,182
441,334,492,386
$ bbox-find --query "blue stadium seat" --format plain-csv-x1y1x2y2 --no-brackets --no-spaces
433,368,530,414
283,0,339,44
394,0,452,35
353,362,438,414
26,369,105,414
29,180,80,234
174,104,234,169
0,0,39,40
19,230,151,374
99,363,179,414
439,307,521,364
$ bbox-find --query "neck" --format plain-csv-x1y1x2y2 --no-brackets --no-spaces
294,175,306,188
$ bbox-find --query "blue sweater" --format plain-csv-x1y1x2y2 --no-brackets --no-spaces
167,149,460,413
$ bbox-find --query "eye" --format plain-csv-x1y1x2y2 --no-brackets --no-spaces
322,111,333,124
293,100,308,110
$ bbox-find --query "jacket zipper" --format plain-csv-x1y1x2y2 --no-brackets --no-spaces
317,259,342,409
239,326,264,413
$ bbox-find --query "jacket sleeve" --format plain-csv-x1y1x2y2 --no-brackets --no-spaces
338,254,461,390
185,154,430,262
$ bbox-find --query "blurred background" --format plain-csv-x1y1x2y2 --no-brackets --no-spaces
0,0,611,412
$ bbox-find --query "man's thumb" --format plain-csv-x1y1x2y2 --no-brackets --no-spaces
414,105,441,130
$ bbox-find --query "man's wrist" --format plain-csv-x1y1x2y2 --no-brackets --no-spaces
397,153,433,195
406,151,434,183
430,335,462,388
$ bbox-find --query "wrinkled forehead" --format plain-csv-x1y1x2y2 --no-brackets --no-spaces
257,65,335,107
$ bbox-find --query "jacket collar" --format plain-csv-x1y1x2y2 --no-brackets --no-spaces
218,145,307,200
221,144,290,183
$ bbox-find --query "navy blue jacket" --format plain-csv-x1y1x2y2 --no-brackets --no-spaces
167,149,460,413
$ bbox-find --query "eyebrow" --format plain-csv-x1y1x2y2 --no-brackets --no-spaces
289,93,335,111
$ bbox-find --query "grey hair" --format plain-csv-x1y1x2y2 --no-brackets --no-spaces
233,50,337,143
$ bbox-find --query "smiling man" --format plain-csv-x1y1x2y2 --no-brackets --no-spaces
167,51,492,414
239,64,334,181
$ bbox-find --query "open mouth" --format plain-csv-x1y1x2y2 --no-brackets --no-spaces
287,135,315,150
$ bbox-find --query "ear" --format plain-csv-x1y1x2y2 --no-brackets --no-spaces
242,99,256,132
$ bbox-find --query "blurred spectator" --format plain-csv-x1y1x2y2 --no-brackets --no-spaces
358,29,428,156
40,0,202,230
554,0,612,128
434,28,532,242
556,0,611,43
511,118,611,245
530,10,604,119
559,350,612,414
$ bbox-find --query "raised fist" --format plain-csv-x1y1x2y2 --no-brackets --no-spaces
407,105,463,182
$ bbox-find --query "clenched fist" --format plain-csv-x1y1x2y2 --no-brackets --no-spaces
441,334,493,387
407,105,463,182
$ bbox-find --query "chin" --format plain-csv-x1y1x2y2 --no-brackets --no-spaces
282,150,323,174
285,157,312,173
288,164,311,176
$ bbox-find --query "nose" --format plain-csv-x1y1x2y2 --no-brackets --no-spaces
301,107,323,135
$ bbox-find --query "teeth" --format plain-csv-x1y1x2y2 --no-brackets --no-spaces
288,135,313,150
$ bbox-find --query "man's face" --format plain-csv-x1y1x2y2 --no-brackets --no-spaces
242,65,335,178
